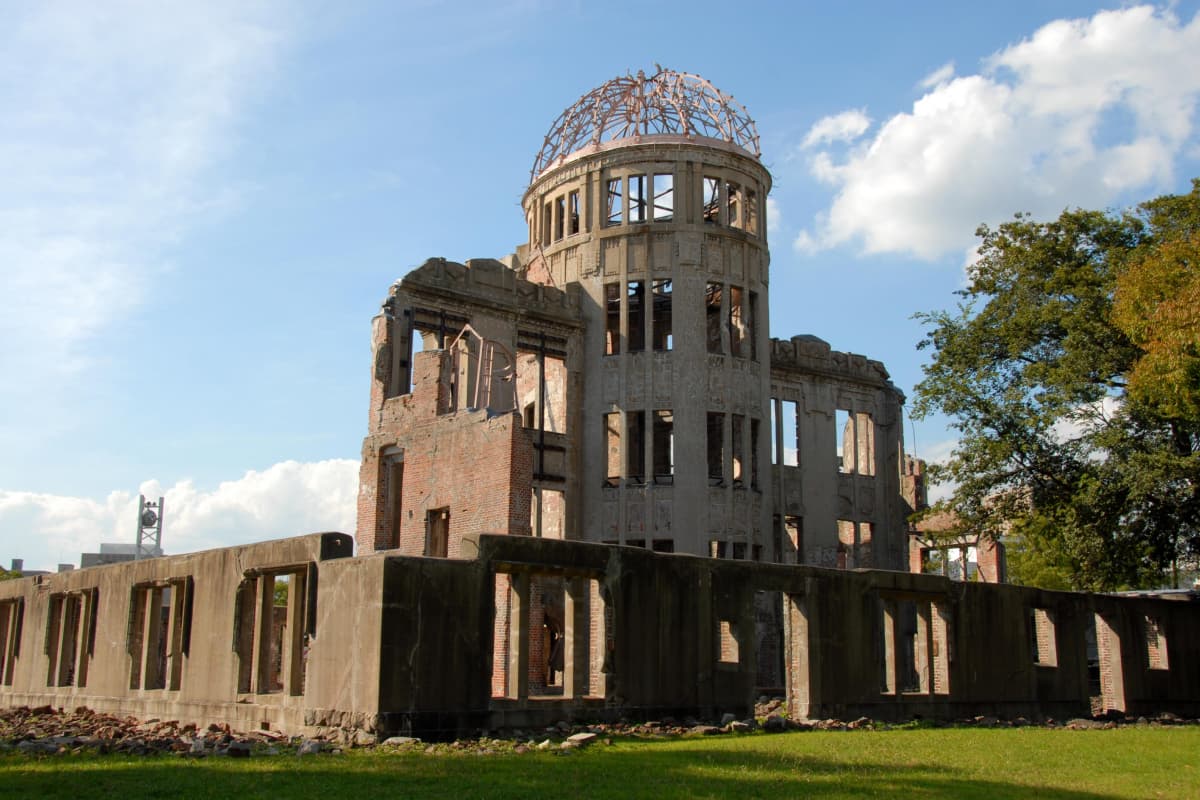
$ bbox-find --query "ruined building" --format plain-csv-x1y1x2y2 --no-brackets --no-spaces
1,70,1197,739
356,69,913,572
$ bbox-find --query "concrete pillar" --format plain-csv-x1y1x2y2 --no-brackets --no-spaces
563,577,588,699
506,572,529,700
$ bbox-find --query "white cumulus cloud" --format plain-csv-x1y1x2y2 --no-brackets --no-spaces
800,109,872,149
0,459,358,573
795,5,1200,260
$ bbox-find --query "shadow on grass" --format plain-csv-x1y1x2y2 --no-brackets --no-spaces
0,745,1129,800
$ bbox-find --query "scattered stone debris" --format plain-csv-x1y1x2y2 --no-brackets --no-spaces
1,704,1195,759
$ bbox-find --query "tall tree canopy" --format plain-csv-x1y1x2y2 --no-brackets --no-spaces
913,181,1200,591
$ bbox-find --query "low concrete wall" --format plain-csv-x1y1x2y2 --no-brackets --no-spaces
2,532,1197,740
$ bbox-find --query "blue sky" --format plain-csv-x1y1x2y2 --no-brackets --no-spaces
3,1,1199,571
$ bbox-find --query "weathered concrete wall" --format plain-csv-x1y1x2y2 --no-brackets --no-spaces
3,533,1196,740
0,533,356,734
770,334,910,571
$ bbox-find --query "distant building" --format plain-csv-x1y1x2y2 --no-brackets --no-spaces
80,543,164,568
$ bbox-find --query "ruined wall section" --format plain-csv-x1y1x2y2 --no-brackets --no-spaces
523,142,773,558
769,334,909,570
356,258,583,556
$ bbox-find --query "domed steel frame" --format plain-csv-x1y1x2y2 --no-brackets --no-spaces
531,67,761,182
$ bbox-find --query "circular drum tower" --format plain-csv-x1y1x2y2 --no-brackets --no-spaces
523,68,772,558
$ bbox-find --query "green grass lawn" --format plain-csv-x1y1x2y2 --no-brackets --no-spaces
3,727,1197,799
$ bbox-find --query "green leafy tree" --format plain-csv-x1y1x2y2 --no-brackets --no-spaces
913,182,1200,590
0,568,20,581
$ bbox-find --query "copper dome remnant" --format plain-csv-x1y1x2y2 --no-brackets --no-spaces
531,67,761,182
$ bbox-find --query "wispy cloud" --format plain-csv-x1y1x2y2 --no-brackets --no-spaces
0,459,358,572
794,6,1200,260
0,1,291,436
800,109,871,149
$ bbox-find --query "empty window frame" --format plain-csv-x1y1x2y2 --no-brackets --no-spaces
0,599,23,686
732,542,747,560
653,410,674,482
605,412,621,486
748,292,759,361
381,451,404,550
541,202,552,246
651,279,672,351
629,174,647,223
750,418,761,489
728,286,748,358
707,412,725,485
837,410,876,475
746,188,759,235
128,578,193,691
626,411,646,484
732,414,746,486
879,596,948,696
234,565,314,696
606,178,623,226
627,281,646,352
772,399,799,466
706,283,723,354
1144,615,1169,670
781,515,803,564
727,181,743,229
710,540,728,558
568,190,580,235
1029,608,1058,667
426,508,450,558
604,283,621,355
718,619,739,664
553,195,565,241
653,173,673,221
702,176,720,224
651,539,674,553
44,589,98,688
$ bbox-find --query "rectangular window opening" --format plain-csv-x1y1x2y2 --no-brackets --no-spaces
1030,608,1059,667
651,539,674,553
706,283,723,354
727,181,742,229
542,202,552,246
653,410,674,483
604,283,620,355
750,418,761,489
0,599,24,686
651,279,672,351
1144,615,1169,670
710,540,728,559
718,619,739,664
707,412,725,485
629,174,647,223
836,409,852,473
653,173,673,221
426,508,450,558
748,291,759,361
553,195,565,241
731,414,746,486
606,178,623,226
702,176,720,224
605,412,621,487
568,190,580,235
627,281,645,353
772,400,799,466
746,188,759,235
729,285,747,358
626,411,646,484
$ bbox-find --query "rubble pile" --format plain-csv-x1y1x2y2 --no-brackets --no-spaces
1,702,1194,759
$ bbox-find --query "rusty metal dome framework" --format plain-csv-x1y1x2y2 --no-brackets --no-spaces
531,67,761,182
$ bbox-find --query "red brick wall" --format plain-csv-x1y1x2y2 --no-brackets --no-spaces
357,348,535,556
